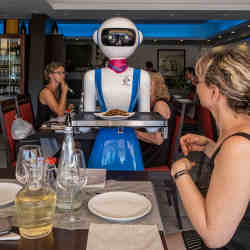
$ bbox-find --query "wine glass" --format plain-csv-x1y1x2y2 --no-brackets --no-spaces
56,149,87,224
15,145,42,185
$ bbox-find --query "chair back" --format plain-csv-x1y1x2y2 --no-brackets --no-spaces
0,98,17,161
145,104,180,171
17,95,35,125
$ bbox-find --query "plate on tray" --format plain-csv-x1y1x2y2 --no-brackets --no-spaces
88,191,152,222
94,112,135,120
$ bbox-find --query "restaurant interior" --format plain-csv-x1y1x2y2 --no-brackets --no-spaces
0,0,250,249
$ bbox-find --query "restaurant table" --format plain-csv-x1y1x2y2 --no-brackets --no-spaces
0,171,168,250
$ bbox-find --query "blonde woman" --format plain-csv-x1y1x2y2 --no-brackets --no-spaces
136,72,174,168
167,47,250,249
35,62,69,129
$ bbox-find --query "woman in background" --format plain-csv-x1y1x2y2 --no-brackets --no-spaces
136,72,175,168
167,47,250,249
35,62,69,129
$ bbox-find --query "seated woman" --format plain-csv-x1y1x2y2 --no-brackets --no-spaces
167,47,250,249
35,62,70,129
136,72,174,168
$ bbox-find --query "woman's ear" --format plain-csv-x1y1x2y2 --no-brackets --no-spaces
210,84,220,102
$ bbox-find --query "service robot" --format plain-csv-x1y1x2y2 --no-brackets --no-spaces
84,17,153,171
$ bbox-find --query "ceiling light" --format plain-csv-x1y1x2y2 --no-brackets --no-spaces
207,40,211,42
231,31,236,34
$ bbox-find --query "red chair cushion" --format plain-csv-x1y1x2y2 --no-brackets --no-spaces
145,165,170,172
20,102,34,125
200,106,214,140
3,110,17,161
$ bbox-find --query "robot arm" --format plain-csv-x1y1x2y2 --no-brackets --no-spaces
138,70,159,133
137,70,150,112
84,70,96,112
79,70,96,133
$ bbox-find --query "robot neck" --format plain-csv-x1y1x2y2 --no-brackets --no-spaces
108,59,128,73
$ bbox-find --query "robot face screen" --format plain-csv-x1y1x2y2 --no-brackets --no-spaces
101,28,136,47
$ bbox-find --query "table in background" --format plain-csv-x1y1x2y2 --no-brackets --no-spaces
0,171,168,250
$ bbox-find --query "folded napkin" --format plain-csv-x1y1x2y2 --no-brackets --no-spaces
0,232,20,241
86,223,164,250
85,169,106,188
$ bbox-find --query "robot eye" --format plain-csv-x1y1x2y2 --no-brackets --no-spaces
108,35,113,40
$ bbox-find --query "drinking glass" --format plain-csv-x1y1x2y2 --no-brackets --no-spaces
56,149,87,224
15,145,42,185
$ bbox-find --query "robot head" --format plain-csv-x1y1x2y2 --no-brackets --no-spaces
93,17,143,60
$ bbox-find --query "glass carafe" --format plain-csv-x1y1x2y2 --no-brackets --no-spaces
15,157,56,239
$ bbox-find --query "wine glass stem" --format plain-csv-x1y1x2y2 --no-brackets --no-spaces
69,190,75,223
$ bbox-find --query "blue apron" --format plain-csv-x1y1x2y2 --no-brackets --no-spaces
88,68,144,171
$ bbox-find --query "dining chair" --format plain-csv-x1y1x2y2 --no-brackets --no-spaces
145,108,184,229
0,98,18,163
17,94,35,125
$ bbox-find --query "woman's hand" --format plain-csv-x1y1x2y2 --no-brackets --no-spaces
60,80,69,94
180,133,211,156
171,157,195,177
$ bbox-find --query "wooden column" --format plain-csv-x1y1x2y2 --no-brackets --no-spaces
28,14,48,117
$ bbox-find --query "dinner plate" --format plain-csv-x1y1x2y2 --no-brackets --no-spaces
172,94,182,99
88,191,152,222
94,112,135,120
0,183,22,206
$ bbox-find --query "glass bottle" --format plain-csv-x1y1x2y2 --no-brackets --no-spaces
15,157,56,239
56,126,83,210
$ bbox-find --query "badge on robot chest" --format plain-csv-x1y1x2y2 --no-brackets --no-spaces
122,75,132,86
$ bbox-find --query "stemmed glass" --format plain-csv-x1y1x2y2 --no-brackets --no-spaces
15,145,43,185
56,149,87,224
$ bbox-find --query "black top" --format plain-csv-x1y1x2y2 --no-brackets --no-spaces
208,132,250,250
35,88,55,129
138,98,175,168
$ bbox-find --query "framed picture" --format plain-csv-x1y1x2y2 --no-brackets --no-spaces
157,49,185,79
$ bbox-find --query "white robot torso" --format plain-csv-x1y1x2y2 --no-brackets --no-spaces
84,67,150,112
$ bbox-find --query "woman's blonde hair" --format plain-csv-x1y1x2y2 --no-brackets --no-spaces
44,62,64,81
150,72,170,100
195,46,250,114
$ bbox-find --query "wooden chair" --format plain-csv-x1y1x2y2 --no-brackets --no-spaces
0,98,18,163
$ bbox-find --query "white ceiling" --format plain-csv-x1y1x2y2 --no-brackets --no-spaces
0,0,250,20
47,0,250,11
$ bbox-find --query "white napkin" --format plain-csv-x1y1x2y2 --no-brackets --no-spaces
86,223,164,250
0,232,20,241
85,169,106,188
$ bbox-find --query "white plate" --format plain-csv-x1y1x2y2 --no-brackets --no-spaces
94,112,135,120
88,191,152,222
172,94,182,99
0,183,22,206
